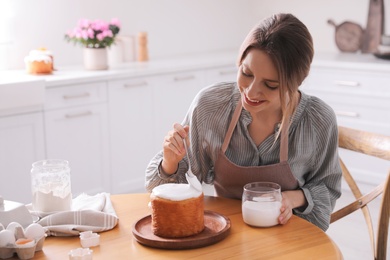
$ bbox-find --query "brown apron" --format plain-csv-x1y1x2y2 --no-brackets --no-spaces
214,100,299,200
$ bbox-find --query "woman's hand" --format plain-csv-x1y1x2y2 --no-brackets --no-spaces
161,123,190,174
278,190,307,225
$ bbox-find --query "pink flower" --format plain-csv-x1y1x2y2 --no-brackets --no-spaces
92,20,109,31
75,31,83,39
96,33,104,41
66,30,74,38
102,30,113,38
78,19,90,29
65,18,121,48
87,28,94,39
81,30,89,40
110,18,121,27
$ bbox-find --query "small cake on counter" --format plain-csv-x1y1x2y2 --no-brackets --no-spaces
150,183,204,238
24,48,54,74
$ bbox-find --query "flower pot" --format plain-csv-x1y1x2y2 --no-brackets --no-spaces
83,48,108,70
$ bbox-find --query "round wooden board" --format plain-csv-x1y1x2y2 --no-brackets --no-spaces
132,210,231,249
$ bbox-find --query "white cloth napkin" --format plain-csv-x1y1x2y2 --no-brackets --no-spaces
28,192,118,236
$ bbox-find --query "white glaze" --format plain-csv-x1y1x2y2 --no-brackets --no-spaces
24,54,52,63
185,173,203,192
151,182,202,201
29,49,53,56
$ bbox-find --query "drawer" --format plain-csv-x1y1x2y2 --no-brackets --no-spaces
304,68,390,96
302,89,390,135
109,77,152,91
205,66,237,85
45,81,107,110
303,89,390,110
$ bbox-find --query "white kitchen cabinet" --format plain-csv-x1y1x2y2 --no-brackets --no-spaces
44,82,110,197
0,112,45,204
108,77,155,194
152,70,205,152
301,55,390,189
204,65,237,86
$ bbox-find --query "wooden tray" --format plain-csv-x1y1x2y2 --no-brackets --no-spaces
132,210,231,249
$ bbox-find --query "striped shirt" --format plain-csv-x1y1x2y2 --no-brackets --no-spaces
145,82,342,231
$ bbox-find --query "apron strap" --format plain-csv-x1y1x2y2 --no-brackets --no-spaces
222,100,243,152
221,98,289,163
279,121,289,162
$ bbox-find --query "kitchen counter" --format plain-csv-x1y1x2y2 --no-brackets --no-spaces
0,51,238,88
312,52,390,73
1,51,389,88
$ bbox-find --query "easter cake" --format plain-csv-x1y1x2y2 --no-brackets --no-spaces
150,182,204,238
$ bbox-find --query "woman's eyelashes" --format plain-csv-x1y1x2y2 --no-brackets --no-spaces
241,70,279,90
265,82,279,90
241,68,253,77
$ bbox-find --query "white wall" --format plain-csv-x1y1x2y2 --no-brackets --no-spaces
1,0,388,70
248,0,373,53
1,0,255,70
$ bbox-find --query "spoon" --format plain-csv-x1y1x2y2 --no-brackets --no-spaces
183,138,203,192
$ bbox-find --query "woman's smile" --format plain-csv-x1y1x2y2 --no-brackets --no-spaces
243,93,265,107
237,49,281,115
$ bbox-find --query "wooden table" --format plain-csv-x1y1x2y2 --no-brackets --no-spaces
18,193,343,259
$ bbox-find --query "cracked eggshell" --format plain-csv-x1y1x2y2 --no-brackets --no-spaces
6,222,25,240
6,222,23,234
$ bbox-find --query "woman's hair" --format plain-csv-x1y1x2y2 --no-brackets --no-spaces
237,13,314,134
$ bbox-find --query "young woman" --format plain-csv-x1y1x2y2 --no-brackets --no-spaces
145,13,342,231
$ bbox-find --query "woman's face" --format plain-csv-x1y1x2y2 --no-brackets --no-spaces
237,49,281,116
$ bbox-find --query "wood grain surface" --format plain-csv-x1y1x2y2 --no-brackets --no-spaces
15,194,343,259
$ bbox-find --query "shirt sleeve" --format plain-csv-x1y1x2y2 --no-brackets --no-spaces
145,150,190,192
144,82,235,192
292,98,342,231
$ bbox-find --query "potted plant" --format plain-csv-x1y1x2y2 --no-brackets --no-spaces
65,18,121,70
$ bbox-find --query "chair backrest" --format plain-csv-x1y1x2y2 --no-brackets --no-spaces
331,126,390,260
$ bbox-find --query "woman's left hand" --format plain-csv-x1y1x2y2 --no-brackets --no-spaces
278,190,307,225
279,193,294,225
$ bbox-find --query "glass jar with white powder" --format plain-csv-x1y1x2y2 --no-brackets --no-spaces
31,159,72,213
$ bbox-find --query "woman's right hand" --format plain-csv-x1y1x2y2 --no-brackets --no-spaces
161,123,189,174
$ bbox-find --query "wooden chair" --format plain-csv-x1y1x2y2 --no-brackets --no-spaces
331,126,390,260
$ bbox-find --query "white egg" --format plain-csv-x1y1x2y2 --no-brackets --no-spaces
25,223,45,239
0,229,16,247
6,222,23,234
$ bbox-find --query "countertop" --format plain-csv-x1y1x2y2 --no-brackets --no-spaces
0,51,389,88
0,51,238,87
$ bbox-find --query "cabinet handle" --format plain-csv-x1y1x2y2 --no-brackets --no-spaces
335,111,360,118
333,80,360,87
174,75,195,81
65,111,93,119
123,81,148,88
63,92,90,100
219,69,237,75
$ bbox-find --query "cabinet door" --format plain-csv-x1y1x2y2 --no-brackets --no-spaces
108,77,155,194
152,70,205,152
44,104,110,197
204,66,237,86
302,68,390,189
0,113,45,203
